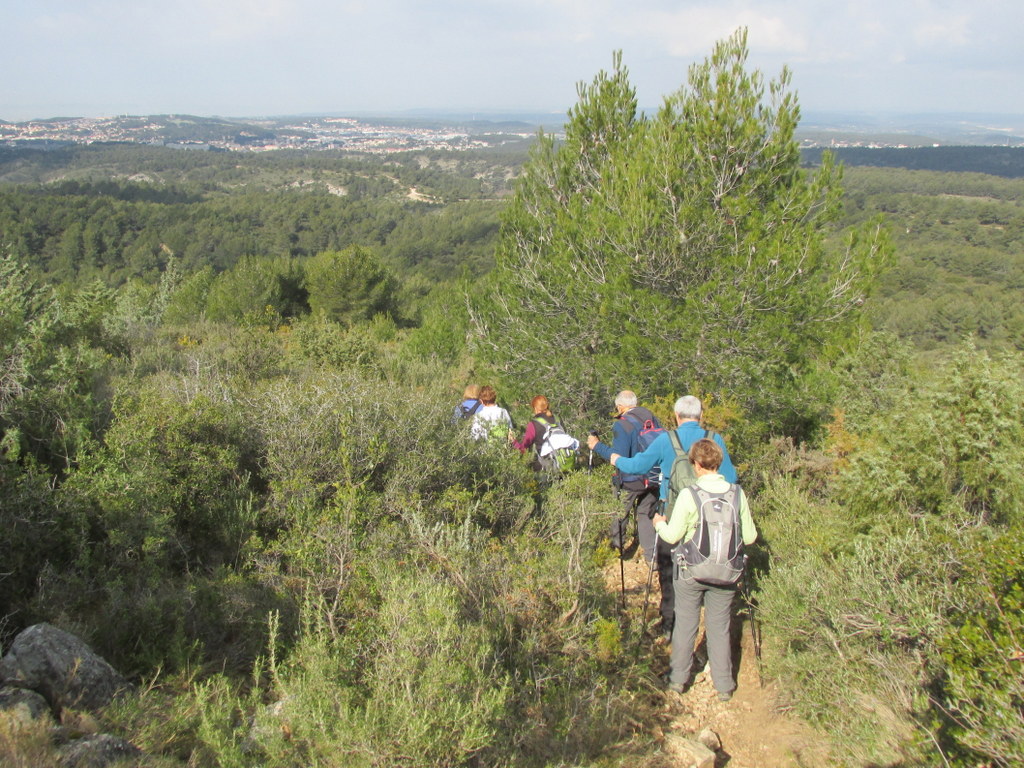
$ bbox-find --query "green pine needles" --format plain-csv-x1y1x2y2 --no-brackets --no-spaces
472,30,891,429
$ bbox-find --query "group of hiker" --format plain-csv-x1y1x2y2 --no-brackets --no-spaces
588,391,756,701
455,384,758,703
455,384,581,476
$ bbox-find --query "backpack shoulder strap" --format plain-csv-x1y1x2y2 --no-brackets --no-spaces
532,415,556,445
668,429,685,456
725,483,741,521
620,411,642,431
688,485,704,506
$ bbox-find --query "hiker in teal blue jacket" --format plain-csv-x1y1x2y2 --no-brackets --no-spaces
588,395,737,504
588,395,737,640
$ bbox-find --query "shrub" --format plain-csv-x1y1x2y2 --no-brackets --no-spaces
838,343,1024,527
39,380,265,673
303,247,397,326
758,516,958,765
245,369,391,519
755,344,1024,764
936,529,1024,767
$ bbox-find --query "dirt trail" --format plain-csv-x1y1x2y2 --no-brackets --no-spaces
606,553,830,767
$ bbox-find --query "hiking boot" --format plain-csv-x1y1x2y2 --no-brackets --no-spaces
717,690,733,702
655,619,673,643
663,674,688,695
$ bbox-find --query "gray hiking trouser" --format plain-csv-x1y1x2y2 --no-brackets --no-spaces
609,484,660,554
610,486,675,629
669,574,737,695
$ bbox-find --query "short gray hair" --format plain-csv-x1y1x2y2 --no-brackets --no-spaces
674,395,703,420
614,390,638,408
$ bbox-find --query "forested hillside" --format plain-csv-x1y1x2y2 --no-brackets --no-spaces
838,166,1024,351
0,144,519,286
1,32,1022,768
805,145,1024,178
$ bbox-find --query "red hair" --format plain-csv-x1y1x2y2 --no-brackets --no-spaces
479,386,497,405
531,395,552,416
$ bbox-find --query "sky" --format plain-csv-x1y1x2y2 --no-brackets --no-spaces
3,0,1023,122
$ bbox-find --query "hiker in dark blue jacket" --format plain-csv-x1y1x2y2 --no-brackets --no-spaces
600,391,663,552
590,395,737,501
588,395,737,639
591,390,673,639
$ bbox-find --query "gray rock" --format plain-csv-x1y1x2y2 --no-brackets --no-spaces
698,726,722,752
58,733,142,768
0,685,52,725
664,733,716,768
0,624,129,712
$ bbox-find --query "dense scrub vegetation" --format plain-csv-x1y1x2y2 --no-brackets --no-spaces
836,167,1024,351
805,145,1024,179
2,33,1022,768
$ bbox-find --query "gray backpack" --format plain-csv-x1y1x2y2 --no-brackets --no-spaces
674,484,745,586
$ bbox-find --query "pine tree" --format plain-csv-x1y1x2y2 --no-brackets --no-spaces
304,246,398,326
471,30,890,427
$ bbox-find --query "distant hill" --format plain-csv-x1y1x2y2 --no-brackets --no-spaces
802,146,1024,178
797,111,1024,146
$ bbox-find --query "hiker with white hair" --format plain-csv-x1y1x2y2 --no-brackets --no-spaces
588,394,737,639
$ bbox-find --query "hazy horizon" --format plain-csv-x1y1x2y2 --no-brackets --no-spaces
4,108,1024,127
4,1,1023,124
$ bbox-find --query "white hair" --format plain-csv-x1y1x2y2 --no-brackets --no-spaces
614,390,638,408
674,395,703,420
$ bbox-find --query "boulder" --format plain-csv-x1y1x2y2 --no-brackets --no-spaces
58,733,141,768
697,727,722,752
0,685,52,725
0,624,129,713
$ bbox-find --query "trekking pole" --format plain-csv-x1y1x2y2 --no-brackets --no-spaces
639,542,658,639
740,569,764,688
617,517,627,611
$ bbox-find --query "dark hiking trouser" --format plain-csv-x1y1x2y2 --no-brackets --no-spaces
610,485,675,630
669,574,737,696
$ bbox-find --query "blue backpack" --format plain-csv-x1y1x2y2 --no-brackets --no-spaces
617,410,664,487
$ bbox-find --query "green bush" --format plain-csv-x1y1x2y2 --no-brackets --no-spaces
37,380,266,672
937,529,1024,767
754,344,1024,765
303,247,397,326
759,512,958,765
288,312,380,371
0,257,114,474
0,457,83,631
245,369,390,518
838,343,1024,527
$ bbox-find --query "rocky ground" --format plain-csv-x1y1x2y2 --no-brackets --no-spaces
606,551,832,767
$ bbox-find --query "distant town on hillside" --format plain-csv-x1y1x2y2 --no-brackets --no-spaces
2,110,1023,155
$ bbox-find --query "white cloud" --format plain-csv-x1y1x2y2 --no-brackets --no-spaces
912,14,970,47
2,0,1022,120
